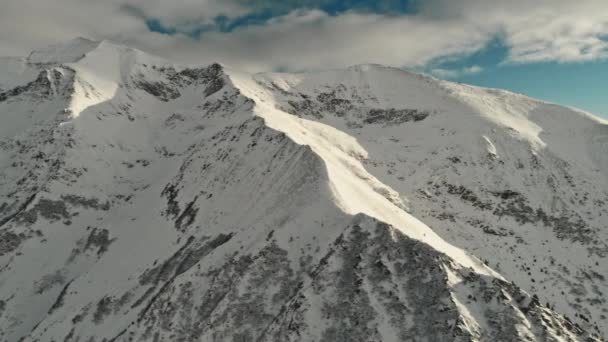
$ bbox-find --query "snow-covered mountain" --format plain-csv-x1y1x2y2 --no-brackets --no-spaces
0,38,606,341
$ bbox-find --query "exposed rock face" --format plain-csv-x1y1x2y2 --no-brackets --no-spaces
106,217,590,342
0,39,606,341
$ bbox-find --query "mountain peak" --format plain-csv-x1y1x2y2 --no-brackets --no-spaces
25,37,152,66
27,37,101,65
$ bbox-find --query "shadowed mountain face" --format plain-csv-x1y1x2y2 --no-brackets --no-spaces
0,39,606,341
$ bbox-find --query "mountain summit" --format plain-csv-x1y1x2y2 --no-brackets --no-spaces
0,38,606,341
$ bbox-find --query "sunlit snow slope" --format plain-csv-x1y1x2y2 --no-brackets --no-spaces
0,38,606,341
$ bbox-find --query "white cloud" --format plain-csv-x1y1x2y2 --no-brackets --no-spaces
1,0,607,72
0,0,148,56
123,0,248,29
181,11,490,71
430,65,483,79
418,0,608,63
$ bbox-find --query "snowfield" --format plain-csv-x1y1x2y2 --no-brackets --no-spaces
0,38,606,341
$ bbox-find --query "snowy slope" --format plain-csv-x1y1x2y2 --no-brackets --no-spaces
250,65,608,337
0,39,606,341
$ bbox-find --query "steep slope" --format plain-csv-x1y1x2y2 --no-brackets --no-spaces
0,39,605,341
249,65,608,337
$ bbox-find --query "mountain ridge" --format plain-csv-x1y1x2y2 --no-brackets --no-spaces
0,38,606,341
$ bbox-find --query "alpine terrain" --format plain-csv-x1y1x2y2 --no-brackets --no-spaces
0,38,607,341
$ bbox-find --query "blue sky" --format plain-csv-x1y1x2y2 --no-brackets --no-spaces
425,39,608,117
143,0,418,37
1,0,606,117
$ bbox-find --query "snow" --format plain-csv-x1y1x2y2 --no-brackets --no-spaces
27,37,100,65
442,82,547,150
482,135,498,158
0,39,606,341
232,71,497,276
